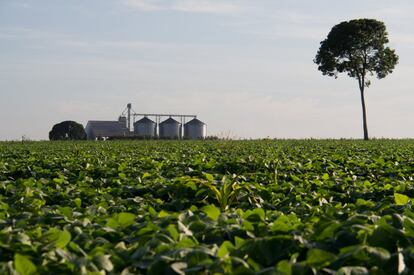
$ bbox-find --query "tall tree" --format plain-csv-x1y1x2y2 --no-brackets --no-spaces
314,19,398,140
49,121,87,140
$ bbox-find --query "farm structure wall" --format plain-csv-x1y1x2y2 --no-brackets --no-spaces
134,117,157,138
159,117,181,139
184,118,206,139
85,121,128,140
118,116,127,128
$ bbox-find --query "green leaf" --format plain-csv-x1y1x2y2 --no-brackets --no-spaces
45,228,71,248
166,224,179,241
339,245,390,266
306,248,336,267
395,193,410,205
217,241,234,258
158,210,170,218
176,237,197,248
253,208,265,221
316,221,341,240
271,213,300,233
365,246,391,263
53,177,64,184
118,162,127,172
106,212,136,229
276,260,292,275
118,212,136,227
356,198,375,208
14,254,37,275
238,237,295,266
74,198,82,208
322,173,330,180
148,206,157,218
201,204,220,221
235,236,246,248
106,218,118,229
243,208,265,222
58,206,73,218
204,173,214,182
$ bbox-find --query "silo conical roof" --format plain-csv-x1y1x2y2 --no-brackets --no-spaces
160,117,181,125
135,117,155,124
185,118,205,125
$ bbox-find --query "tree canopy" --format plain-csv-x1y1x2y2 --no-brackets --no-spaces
315,18,398,85
49,121,87,141
314,18,398,140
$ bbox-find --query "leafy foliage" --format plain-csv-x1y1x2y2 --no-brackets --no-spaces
14,254,37,275
315,18,398,83
1,140,414,274
49,120,87,140
314,18,398,140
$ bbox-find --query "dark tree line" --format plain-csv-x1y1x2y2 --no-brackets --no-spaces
49,121,86,140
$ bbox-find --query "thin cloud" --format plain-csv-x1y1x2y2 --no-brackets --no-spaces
388,33,414,45
7,1,30,9
124,0,243,14
0,27,72,40
124,0,161,11
173,0,242,14
244,27,326,41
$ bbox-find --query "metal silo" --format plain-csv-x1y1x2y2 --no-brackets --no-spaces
184,118,206,139
159,117,181,139
134,117,156,138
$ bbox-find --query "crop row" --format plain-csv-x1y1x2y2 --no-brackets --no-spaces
0,140,414,274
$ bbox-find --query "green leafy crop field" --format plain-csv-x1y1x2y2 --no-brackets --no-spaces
1,140,414,274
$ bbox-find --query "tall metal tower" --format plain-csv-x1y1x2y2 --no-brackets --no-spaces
120,103,134,132
127,103,132,131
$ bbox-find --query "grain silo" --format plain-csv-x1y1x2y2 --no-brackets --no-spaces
159,117,181,139
184,118,206,139
134,117,156,138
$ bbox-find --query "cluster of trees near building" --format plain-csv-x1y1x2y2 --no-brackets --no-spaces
49,121,86,141
49,19,398,141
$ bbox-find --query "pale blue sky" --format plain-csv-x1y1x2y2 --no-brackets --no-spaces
1,0,413,140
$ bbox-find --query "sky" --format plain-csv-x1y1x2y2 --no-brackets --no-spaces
1,0,414,140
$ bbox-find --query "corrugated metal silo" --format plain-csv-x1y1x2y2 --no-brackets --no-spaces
159,117,181,139
184,118,206,139
134,117,156,138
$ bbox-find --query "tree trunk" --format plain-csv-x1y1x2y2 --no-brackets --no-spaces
359,87,369,140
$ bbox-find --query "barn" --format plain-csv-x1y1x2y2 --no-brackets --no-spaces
85,120,128,140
